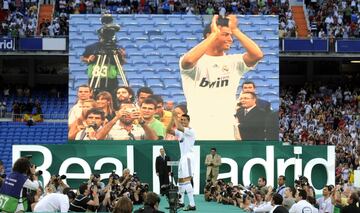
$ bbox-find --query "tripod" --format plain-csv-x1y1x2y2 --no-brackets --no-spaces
89,47,128,90
166,161,180,213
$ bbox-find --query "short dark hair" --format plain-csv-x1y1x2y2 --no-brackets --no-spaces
203,18,229,39
259,177,267,185
279,175,286,181
12,157,31,174
298,189,307,200
118,100,135,109
350,192,359,204
141,98,157,108
144,192,160,207
242,91,257,99
136,87,153,97
78,84,91,91
182,114,190,122
242,81,256,88
307,196,316,205
85,108,105,120
211,148,217,152
116,86,135,102
148,94,164,105
113,197,133,213
288,186,296,197
174,104,188,115
78,183,88,195
272,193,283,205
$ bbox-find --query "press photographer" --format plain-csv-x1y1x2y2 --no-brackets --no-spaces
46,174,69,194
81,14,127,96
69,183,99,212
0,157,40,213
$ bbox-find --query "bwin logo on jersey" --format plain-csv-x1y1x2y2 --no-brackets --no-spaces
199,77,229,88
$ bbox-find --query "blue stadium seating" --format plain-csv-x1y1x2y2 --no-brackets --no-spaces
0,122,67,174
69,15,279,110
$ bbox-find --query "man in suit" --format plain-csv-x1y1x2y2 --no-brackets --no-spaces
235,92,266,140
155,148,171,190
271,193,289,213
205,148,222,183
341,192,360,213
242,81,271,112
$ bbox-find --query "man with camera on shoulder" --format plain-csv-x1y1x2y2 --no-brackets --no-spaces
69,183,99,212
96,101,158,140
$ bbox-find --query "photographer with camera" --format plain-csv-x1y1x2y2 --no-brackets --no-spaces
75,108,106,140
134,192,164,213
88,173,105,195
69,183,99,212
0,157,40,213
46,174,69,194
81,14,126,97
69,98,97,140
96,101,158,140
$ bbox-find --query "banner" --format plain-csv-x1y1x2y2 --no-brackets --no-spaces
0,38,15,51
13,142,334,195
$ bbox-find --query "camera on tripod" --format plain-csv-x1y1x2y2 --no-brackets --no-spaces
97,14,120,49
161,183,181,213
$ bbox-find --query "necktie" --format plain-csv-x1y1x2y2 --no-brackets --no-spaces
244,109,248,116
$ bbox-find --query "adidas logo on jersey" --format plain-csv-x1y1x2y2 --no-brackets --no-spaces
199,77,229,88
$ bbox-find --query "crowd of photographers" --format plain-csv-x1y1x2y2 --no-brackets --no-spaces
203,175,360,212
0,157,156,213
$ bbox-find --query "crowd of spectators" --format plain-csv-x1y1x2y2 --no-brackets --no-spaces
1,0,284,38
306,0,360,38
0,0,39,37
279,1,298,38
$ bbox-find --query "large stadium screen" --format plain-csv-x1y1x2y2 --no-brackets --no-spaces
68,14,279,141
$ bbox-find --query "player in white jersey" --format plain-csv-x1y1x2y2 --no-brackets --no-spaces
168,112,196,211
179,15,263,140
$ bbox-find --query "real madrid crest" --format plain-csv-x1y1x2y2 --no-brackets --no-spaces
222,65,230,73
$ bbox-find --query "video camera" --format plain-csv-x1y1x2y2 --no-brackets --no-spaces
161,183,181,213
97,14,120,49
294,175,309,188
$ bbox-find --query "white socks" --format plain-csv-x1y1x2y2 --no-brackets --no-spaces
179,181,195,207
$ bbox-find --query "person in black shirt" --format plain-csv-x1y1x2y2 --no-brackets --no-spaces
134,192,164,213
69,183,99,212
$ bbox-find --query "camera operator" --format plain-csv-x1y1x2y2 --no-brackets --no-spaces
88,173,105,195
75,108,106,140
46,174,69,194
134,192,164,213
81,14,126,97
69,183,99,212
0,157,40,213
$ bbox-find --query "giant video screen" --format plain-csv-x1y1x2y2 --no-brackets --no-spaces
68,14,279,141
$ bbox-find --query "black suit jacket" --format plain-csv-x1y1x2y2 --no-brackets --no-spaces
155,155,171,175
273,205,289,213
341,204,360,213
257,98,271,112
236,106,266,140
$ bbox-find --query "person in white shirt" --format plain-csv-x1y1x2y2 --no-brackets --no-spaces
68,85,93,125
168,112,196,211
316,185,333,213
289,189,316,213
179,15,263,140
33,187,72,212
